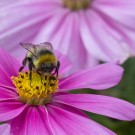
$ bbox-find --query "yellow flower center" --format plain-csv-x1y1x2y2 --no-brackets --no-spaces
62,0,91,10
11,72,58,105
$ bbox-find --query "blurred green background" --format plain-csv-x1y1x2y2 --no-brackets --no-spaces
73,58,135,135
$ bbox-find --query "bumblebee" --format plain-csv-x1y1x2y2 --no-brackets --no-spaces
19,42,60,81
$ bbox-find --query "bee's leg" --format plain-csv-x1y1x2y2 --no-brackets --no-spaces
52,68,57,76
37,71,43,83
56,61,60,77
19,57,27,72
53,61,60,77
28,61,33,85
41,75,43,83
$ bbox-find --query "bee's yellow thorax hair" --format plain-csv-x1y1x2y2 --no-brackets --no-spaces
34,54,57,66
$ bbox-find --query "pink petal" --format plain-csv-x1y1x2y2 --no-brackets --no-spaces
59,63,123,91
0,0,61,56
0,66,14,87
93,0,135,29
0,124,10,135
0,0,18,7
0,85,17,94
0,49,20,86
10,106,52,135
0,99,26,121
0,86,18,99
54,51,72,74
79,9,132,63
53,93,135,121
79,1,135,63
46,103,116,135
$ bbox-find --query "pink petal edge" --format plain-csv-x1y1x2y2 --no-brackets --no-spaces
53,93,135,121
0,99,27,122
59,63,124,91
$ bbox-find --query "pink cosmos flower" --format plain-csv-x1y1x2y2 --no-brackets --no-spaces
0,0,135,68
0,49,135,135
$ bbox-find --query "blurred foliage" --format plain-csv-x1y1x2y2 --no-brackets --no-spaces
72,57,135,135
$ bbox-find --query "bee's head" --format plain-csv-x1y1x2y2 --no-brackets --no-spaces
38,63,55,73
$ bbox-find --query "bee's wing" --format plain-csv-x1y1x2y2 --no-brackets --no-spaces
40,42,53,51
20,42,53,54
20,43,39,55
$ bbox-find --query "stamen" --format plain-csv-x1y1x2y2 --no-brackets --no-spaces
63,0,91,10
11,72,58,105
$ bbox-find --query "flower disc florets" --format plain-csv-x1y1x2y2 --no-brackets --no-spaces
11,72,58,105
63,0,91,10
